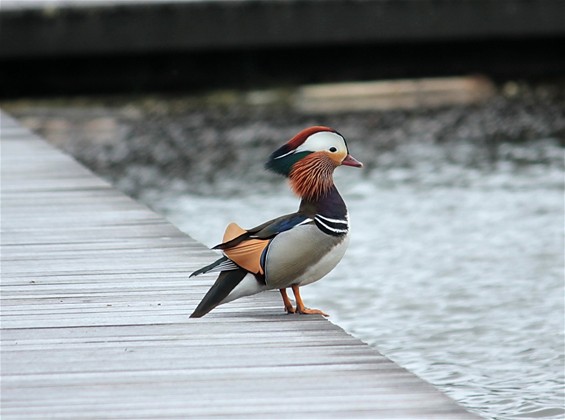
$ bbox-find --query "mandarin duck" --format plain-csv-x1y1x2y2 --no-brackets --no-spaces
189,126,362,318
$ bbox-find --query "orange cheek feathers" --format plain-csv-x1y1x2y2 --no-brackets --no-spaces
289,152,336,200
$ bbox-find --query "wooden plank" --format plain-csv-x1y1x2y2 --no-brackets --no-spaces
0,110,478,419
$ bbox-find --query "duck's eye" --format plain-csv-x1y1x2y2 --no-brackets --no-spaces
329,147,338,153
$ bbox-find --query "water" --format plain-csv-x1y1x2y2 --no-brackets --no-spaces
157,166,564,420
5,80,565,419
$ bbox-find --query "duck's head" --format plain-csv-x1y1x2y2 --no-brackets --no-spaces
266,126,362,199
266,126,362,176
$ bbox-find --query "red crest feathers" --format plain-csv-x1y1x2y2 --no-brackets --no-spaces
286,126,335,150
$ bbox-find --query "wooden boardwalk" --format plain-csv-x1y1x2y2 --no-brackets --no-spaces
0,111,478,419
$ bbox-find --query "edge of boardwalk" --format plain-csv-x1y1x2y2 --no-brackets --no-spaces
0,110,480,419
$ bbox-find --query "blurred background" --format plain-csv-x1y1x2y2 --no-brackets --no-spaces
1,0,564,418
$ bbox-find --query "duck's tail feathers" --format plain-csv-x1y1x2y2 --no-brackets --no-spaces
190,268,248,318
189,256,239,278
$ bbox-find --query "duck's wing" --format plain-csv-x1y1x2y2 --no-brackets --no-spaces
212,212,313,250
213,212,313,275
190,212,313,277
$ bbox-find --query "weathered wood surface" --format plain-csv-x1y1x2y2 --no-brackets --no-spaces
0,111,478,419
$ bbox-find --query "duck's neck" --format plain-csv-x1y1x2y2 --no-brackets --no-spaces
299,185,349,236
288,153,348,226
299,184,347,219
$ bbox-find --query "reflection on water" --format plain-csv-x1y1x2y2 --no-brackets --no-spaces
160,169,564,420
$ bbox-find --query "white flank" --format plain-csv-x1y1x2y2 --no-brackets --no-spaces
297,234,350,287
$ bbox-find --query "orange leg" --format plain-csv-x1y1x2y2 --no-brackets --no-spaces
291,285,329,317
279,289,295,314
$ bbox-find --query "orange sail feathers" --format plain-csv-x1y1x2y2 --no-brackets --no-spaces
221,223,268,275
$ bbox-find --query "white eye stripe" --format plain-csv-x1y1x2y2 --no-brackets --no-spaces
295,131,347,154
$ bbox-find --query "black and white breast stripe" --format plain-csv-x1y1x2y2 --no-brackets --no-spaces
314,213,349,236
